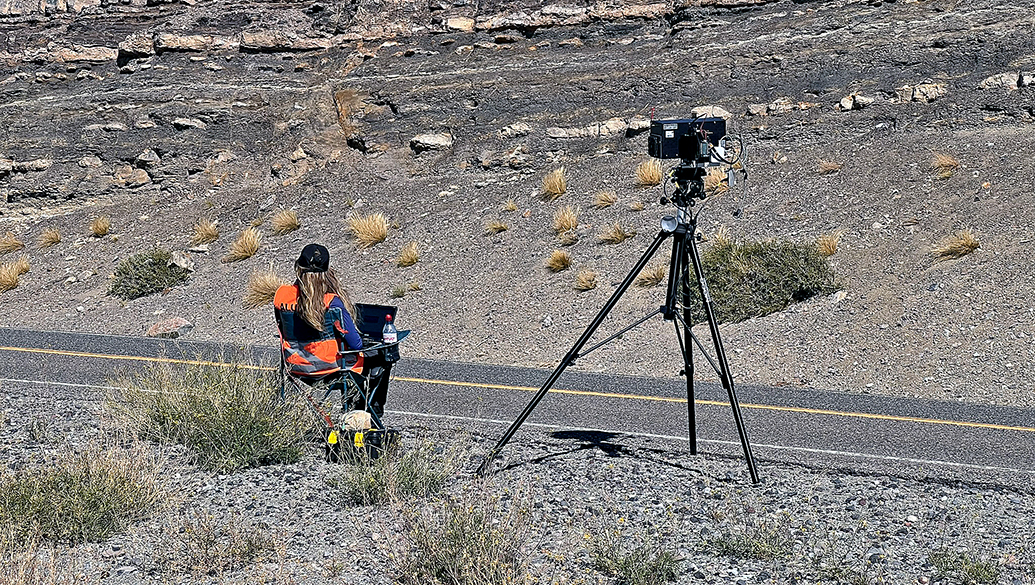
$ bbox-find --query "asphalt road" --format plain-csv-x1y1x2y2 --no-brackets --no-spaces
2,327,1035,487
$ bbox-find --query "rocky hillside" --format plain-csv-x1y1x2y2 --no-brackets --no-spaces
1,0,1034,406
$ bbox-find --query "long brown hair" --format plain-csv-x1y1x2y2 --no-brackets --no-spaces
296,267,356,330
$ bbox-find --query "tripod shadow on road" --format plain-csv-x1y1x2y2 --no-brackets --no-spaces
495,429,701,473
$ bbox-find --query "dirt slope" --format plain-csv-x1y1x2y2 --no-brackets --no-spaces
1,0,1034,406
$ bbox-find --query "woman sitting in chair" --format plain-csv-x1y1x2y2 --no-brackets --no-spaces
273,243,366,413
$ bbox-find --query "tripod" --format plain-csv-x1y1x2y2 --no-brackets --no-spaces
477,165,760,483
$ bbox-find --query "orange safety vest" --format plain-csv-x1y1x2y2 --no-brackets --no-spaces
273,285,363,377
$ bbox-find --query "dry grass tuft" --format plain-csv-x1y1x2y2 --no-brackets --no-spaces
712,225,733,247
243,268,286,309
553,205,580,234
635,264,667,287
191,218,220,245
502,199,518,212
545,250,573,273
89,216,110,238
0,263,20,293
542,167,567,200
397,242,420,267
347,212,389,249
704,169,729,197
599,223,637,244
629,200,645,212
636,159,663,187
0,442,164,545
932,229,980,260
271,209,301,235
12,257,30,276
816,231,842,257
592,190,618,209
818,160,842,175
222,228,262,263
574,269,597,291
558,231,579,246
931,152,960,179
0,232,25,255
484,220,509,236
38,228,61,248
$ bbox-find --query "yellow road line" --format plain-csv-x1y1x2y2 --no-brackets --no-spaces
4,345,1034,433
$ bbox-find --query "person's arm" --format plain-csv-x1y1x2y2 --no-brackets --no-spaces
329,297,363,350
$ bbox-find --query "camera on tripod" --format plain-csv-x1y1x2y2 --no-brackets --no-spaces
647,118,727,165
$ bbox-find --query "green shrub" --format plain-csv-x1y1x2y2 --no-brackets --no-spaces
0,444,164,545
928,550,1000,585
400,490,529,585
108,361,312,473
153,511,278,576
109,248,191,300
704,518,791,560
687,237,839,324
330,440,458,506
590,529,680,585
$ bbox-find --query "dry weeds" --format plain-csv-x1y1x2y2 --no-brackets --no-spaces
931,152,960,179
816,231,842,257
818,160,842,175
545,250,573,272
223,228,262,263
592,190,618,209
704,169,729,197
12,257,29,276
484,220,509,236
0,232,25,255
347,212,389,249
558,231,579,246
574,269,598,291
89,216,110,238
271,210,301,235
38,228,61,248
636,159,663,187
502,199,518,212
542,167,567,200
599,223,637,244
635,264,667,287
397,242,420,267
553,206,580,234
192,218,220,245
932,229,980,260
243,268,286,309
0,263,19,293
629,200,645,212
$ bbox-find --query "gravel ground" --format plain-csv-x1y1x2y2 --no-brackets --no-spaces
3,383,1034,585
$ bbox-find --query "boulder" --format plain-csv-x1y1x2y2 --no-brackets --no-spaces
13,159,52,172
0,158,12,174
135,149,161,169
979,72,1020,90
113,164,151,188
154,34,216,53
896,83,947,103
626,116,651,135
1021,72,1035,87
445,17,475,33
240,31,333,52
500,122,532,138
172,117,207,130
410,133,454,152
118,34,155,59
52,46,117,64
78,155,102,168
168,251,194,272
838,93,874,111
147,317,193,339
691,105,734,119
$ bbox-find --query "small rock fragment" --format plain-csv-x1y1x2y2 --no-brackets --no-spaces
410,133,454,153
147,317,193,339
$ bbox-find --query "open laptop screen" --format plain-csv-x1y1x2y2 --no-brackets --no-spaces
353,303,398,340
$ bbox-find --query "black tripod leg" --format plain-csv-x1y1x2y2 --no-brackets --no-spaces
686,232,760,484
676,232,698,455
477,229,672,476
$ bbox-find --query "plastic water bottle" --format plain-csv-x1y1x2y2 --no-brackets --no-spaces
382,315,397,344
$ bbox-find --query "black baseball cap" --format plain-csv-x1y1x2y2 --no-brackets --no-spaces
296,243,330,273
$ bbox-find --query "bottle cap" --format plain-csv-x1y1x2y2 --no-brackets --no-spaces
385,315,392,323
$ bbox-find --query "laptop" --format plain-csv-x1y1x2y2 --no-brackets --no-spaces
354,303,398,342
